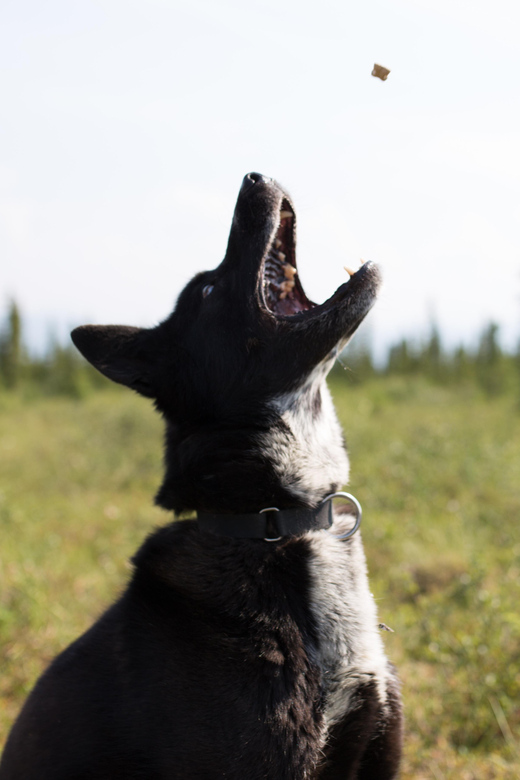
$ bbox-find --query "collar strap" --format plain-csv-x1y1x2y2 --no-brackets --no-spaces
197,501,333,540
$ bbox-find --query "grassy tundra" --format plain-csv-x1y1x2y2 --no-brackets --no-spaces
0,377,519,778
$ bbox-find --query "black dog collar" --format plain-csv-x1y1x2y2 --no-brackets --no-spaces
197,492,362,541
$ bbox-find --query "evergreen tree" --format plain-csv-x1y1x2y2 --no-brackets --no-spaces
0,300,23,388
387,339,412,374
423,323,443,380
476,323,507,396
452,345,474,384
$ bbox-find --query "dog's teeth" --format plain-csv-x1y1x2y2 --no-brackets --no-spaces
275,239,282,249
280,210,292,219
344,266,355,277
283,264,297,280
280,280,295,292
278,252,286,262
279,291,288,300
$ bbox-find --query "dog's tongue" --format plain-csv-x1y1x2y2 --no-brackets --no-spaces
275,296,306,316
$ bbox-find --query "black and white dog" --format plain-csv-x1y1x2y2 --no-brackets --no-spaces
0,173,402,779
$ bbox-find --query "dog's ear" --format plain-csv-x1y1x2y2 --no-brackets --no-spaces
71,324,156,398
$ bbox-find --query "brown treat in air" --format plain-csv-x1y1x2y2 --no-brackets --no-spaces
372,63,390,81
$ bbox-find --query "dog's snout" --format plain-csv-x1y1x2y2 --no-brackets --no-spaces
240,172,270,195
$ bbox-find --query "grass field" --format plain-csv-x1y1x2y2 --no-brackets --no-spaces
1,377,519,777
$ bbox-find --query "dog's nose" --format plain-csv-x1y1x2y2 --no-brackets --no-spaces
240,172,270,195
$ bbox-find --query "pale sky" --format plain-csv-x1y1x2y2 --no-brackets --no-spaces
1,0,520,356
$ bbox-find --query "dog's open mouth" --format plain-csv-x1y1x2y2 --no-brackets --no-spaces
260,199,315,317
244,173,380,339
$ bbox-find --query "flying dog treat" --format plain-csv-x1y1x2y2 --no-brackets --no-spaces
372,63,390,81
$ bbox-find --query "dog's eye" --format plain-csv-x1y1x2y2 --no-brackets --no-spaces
202,285,214,298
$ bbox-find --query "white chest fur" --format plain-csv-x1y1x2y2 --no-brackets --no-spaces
264,373,391,729
306,516,390,730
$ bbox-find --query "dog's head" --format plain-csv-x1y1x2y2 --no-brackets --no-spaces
73,173,380,415
73,173,380,511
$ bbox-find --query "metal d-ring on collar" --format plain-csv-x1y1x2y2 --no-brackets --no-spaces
259,507,283,542
322,491,362,540
260,491,362,542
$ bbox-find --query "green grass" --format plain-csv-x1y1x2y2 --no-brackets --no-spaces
1,378,520,777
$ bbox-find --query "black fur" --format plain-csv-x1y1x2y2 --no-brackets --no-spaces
0,173,402,778
318,678,403,779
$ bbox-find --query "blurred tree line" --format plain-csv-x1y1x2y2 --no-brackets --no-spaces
0,300,111,397
340,321,520,396
1,299,519,398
